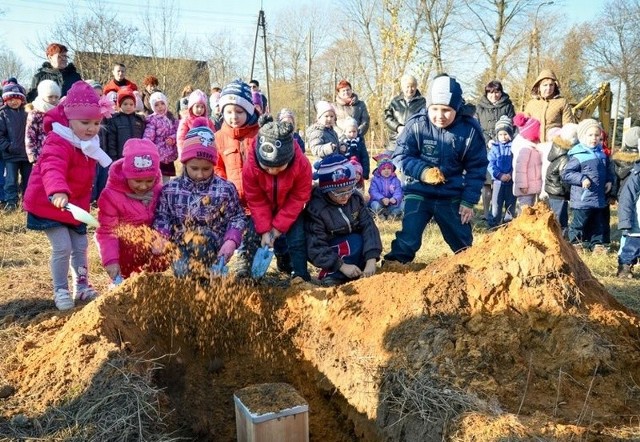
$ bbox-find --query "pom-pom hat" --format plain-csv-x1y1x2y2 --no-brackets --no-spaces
180,118,217,164
2,82,26,103
257,118,295,168
494,115,513,138
121,138,160,179
513,112,540,142
218,79,254,116
576,119,602,146
315,154,358,193
63,80,111,120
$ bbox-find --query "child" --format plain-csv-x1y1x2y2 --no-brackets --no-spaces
143,92,179,182
23,80,113,310
25,80,61,164
242,117,313,281
96,138,167,281
383,75,488,261
368,153,403,219
308,100,340,161
214,79,261,274
613,126,640,199
176,89,215,151
562,119,613,252
306,154,382,286
105,88,146,160
339,117,370,180
616,154,640,278
210,90,223,131
487,116,516,226
278,108,305,153
0,81,30,212
512,113,542,211
153,125,246,276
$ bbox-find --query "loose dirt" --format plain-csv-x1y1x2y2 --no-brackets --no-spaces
1,204,639,441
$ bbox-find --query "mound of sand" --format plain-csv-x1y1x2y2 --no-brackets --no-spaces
3,204,639,441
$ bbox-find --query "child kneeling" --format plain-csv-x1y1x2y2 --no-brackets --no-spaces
306,154,382,286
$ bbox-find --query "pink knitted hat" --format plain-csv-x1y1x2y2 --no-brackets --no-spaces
121,139,160,180
513,113,540,143
316,100,336,120
180,118,217,164
63,80,112,120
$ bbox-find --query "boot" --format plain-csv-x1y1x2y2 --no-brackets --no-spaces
275,253,293,274
617,264,633,279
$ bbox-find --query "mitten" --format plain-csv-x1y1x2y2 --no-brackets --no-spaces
217,240,237,262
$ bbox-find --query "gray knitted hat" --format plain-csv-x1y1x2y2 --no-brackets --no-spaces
622,126,640,151
257,120,295,168
494,115,513,138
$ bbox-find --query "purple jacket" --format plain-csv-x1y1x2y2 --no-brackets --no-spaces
368,170,403,203
25,109,46,162
153,174,245,251
143,113,179,164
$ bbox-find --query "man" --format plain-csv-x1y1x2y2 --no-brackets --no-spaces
383,74,426,153
103,63,138,96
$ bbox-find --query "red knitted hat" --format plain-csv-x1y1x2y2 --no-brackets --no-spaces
513,113,540,143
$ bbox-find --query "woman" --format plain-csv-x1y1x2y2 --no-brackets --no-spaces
334,79,370,137
141,75,161,115
26,43,82,102
524,69,576,142
476,80,516,220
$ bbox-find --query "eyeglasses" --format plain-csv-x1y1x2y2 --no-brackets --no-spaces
329,187,355,198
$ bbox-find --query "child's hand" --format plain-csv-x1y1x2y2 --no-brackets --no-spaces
459,205,474,224
362,259,377,277
339,144,347,154
519,187,528,194
382,198,390,206
261,232,274,248
105,263,121,280
340,263,362,279
501,174,511,182
165,137,175,146
50,193,69,208
582,178,591,189
389,198,397,205
605,182,612,194
217,240,237,262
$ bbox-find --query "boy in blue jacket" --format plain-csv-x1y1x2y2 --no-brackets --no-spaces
383,75,488,262
487,116,516,227
562,119,613,253
616,158,640,278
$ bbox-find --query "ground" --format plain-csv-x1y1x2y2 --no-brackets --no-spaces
0,204,639,441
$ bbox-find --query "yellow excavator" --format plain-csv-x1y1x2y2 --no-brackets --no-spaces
572,82,613,136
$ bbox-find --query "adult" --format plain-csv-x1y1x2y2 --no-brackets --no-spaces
334,79,370,137
524,69,576,142
384,74,426,153
26,43,82,102
176,84,193,116
475,80,516,220
249,80,268,114
103,63,138,96
141,75,161,115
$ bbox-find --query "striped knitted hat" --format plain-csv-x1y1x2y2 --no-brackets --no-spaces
219,79,255,117
315,154,357,193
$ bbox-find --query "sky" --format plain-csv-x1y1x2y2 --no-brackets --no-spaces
1,0,605,84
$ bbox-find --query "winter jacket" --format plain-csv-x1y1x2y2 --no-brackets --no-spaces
143,113,179,164
524,71,576,141
213,121,260,210
26,62,82,102
141,87,161,115
617,162,640,233
393,109,488,208
475,93,516,143
95,158,164,276
176,113,216,152
25,109,46,162
487,140,513,181
339,135,370,179
307,123,340,160
562,143,612,209
106,112,146,160
0,105,28,162
334,93,370,136
242,145,312,235
305,187,382,273
293,132,305,153
153,173,245,250
384,91,426,148
103,78,138,96
544,136,573,199
612,150,639,198
23,107,96,225
512,135,542,197
368,169,403,203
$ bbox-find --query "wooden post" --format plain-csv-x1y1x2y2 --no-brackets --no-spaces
235,383,309,442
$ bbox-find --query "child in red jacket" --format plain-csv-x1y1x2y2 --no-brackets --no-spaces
96,138,168,282
242,117,313,281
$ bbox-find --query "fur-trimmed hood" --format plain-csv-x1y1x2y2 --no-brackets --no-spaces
551,135,574,151
612,150,640,163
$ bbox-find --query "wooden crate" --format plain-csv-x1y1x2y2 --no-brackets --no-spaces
234,383,309,442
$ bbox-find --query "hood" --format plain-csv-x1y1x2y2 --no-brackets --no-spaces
612,150,640,163
550,135,574,151
43,104,70,133
531,69,560,98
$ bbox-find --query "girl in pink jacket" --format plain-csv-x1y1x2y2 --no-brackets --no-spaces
96,138,168,282
23,80,113,311
512,113,542,211
176,89,216,153
143,92,178,182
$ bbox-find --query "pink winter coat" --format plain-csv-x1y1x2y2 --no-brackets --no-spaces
95,158,165,277
23,108,96,226
143,113,179,164
512,135,543,197
176,113,216,152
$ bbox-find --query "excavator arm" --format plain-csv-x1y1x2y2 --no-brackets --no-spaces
572,82,612,135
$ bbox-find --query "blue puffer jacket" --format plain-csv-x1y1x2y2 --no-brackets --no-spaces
392,109,488,207
487,140,513,181
617,161,640,233
562,143,612,209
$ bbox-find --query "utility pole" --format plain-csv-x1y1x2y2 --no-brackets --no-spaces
250,7,271,108
306,29,312,128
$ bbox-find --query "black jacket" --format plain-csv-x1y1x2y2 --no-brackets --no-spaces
544,137,573,199
475,93,516,143
26,62,82,102
0,105,28,162
105,112,146,160
612,150,639,198
384,91,426,148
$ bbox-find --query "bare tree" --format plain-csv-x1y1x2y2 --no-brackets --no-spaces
0,47,27,83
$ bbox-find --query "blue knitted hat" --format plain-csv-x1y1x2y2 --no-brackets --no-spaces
426,75,463,112
219,79,255,117
315,154,357,193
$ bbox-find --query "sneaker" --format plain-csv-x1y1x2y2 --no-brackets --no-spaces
275,253,293,274
54,289,75,311
75,286,99,301
617,264,633,279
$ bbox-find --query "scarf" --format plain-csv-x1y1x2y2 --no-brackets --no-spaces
127,191,154,205
52,122,112,167
32,97,56,113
